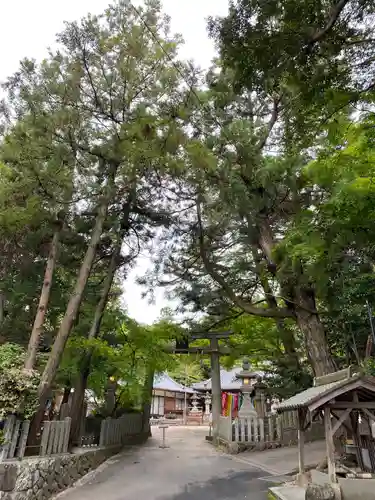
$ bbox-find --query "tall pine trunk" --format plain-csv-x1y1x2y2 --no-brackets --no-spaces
69,200,133,444
251,246,300,370
294,287,336,376
257,219,335,376
26,162,120,451
69,246,121,444
25,226,61,370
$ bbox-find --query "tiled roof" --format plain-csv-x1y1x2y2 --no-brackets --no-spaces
192,368,244,391
277,374,367,412
153,373,194,393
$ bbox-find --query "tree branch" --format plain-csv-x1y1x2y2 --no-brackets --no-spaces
309,0,350,45
203,311,245,332
258,95,280,151
195,198,293,319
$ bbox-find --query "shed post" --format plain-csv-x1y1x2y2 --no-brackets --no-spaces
324,406,337,484
297,409,305,475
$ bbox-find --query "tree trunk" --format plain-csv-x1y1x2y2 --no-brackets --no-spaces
25,227,60,370
69,360,91,445
0,291,4,327
69,200,133,443
62,386,71,405
251,247,300,368
37,161,118,406
294,287,336,376
256,218,335,376
141,369,154,437
69,247,119,443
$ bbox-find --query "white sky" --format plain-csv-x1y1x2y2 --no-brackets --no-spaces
0,0,229,324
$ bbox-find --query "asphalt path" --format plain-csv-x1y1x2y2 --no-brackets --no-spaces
55,426,275,500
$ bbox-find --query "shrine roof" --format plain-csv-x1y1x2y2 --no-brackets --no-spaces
277,368,375,413
153,373,194,393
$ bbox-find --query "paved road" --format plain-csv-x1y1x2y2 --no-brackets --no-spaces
55,426,274,500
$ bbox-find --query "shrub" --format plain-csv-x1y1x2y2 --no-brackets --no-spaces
0,343,40,419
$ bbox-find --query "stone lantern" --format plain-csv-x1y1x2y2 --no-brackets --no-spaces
189,392,200,414
236,358,258,418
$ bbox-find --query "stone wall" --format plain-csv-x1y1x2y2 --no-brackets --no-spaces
0,435,147,500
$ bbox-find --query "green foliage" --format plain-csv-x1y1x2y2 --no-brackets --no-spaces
58,311,179,409
209,0,375,147
2,0,375,407
0,344,40,419
363,358,375,378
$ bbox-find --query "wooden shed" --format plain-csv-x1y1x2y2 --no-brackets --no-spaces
277,367,375,486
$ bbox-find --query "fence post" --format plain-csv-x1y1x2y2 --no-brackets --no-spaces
40,421,52,456
17,420,30,459
8,419,21,459
100,418,111,447
0,416,16,461
99,419,106,447
226,417,232,442
52,421,62,454
259,418,265,444
46,421,56,455
268,415,274,443
59,403,70,420
276,415,282,442
62,417,71,453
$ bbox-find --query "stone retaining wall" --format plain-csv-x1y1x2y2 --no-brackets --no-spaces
0,432,148,500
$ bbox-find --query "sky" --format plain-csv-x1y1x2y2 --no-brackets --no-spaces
0,0,229,324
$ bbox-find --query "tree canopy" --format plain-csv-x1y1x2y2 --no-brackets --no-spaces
1,0,375,425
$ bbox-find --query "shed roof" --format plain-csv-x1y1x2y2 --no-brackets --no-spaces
277,370,375,413
153,373,194,393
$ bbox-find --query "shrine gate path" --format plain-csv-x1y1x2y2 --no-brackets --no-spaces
54,426,274,500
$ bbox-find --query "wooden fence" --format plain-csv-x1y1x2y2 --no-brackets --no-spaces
218,410,324,448
231,415,281,444
0,416,30,460
218,414,282,446
40,418,71,456
279,409,298,430
0,412,144,461
0,416,71,461
99,413,143,447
